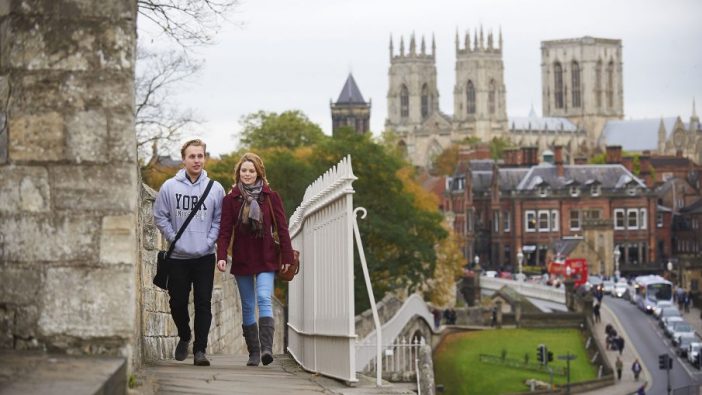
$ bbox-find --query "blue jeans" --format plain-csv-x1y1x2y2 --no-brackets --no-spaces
235,272,275,326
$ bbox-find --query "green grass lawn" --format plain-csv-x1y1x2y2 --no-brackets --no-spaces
434,328,598,395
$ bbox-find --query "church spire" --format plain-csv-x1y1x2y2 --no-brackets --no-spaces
410,33,416,55
400,36,404,56
693,97,698,118
499,27,503,52
455,28,459,52
473,28,478,51
488,30,493,50
432,33,436,57
389,34,394,61
479,25,484,50
421,35,426,55
465,30,470,51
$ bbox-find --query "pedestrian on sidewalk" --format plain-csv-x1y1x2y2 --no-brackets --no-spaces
154,139,226,367
615,356,623,380
632,358,642,381
216,152,295,367
684,291,691,313
617,336,625,355
593,303,601,323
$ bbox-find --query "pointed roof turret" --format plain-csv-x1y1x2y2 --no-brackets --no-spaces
479,25,484,49
455,28,459,52
400,36,405,56
693,97,698,118
409,33,416,55
465,30,470,51
421,35,426,55
499,26,503,51
389,34,394,61
432,33,436,56
474,28,478,50
335,73,367,105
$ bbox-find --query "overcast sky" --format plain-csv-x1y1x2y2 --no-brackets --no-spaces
142,0,702,157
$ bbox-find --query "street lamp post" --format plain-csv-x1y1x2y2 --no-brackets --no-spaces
474,255,480,270
613,247,621,281
667,260,674,284
517,251,525,281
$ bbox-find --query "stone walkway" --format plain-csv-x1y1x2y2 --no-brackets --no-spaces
579,301,647,395
137,354,416,395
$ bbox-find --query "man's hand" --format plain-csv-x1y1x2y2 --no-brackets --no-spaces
217,260,227,272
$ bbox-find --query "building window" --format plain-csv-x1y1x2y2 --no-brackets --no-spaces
656,211,664,228
421,83,429,119
526,211,536,232
584,209,601,220
504,245,512,265
595,60,602,108
614,209,625,230
503,210,511,232
570,209,580,230
400,84,409,118
570,186,580,197
466,80,476,114
493,211,500,233
538,185,548,197
571,61,581,108
591,184,601,196
627,186,637,196
607,60,614,108
627,209,639,229
554,62,564,109
551,210,559,231
538,210,550,232
639,208,647,230
489,79,496,115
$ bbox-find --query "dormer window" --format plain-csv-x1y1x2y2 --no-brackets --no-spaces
570,186,580,197
538,186,548,197
627,185,637,196
591,184,601,196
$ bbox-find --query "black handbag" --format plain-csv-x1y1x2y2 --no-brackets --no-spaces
153,180,214,290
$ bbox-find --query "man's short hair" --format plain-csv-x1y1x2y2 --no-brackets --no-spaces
181,139,206,159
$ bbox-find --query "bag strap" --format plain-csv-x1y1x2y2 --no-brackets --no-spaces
166,179,215,258
266,195,282,265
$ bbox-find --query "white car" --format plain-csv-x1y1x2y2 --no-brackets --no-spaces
614,283,628,298
664,317,684,337
602,280,615,294
671,322,696,341
688,343,702,367
654,301,674,317
484,270,497,278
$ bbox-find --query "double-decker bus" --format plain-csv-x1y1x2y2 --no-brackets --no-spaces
547,258,588,287
633,275,673,313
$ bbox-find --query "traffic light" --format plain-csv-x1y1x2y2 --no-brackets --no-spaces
658,354,672,370
548,351,554,363
536,344,545,364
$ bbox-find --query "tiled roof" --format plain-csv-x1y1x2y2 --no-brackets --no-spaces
516,163,646,190
335,73,367,104
508,115,579,132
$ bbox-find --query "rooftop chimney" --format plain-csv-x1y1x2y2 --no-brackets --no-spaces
554,145,564,177
605,146,623,164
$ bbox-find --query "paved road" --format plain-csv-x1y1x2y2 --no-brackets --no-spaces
605,296,702,394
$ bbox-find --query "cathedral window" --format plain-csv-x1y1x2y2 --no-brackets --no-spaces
607,61,614,108
421,84,429,119
400,84,409,118
595,60,603,108
489,79,496,115
571,61,581,108
466,80,476,114
554,62,564,109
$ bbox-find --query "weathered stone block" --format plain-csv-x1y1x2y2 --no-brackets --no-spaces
38,266,135,338
0,214,99,262
49,164,137,211
66,109,108,163
8,112,65,161
7,0,135,19
0,265,42,305
0,0,9,17
0,165,50,213
0,306,14,348
13,305,39,338
99,214,136,265
107,109,136,163
5,18,134,71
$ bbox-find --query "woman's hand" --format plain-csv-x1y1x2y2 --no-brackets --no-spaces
280,264,290,273
217,260,227,272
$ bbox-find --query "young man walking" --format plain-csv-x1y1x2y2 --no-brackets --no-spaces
154,139,225,366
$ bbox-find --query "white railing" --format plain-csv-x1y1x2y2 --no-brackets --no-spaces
286,156,361,383
355,293,434,371
480,277,566,304
357,336,426,381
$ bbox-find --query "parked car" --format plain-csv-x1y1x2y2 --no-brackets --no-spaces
484,271,497,278
689,343,702,367
671,322,696,341
664,317,685,337
602,280,615,294
676,334,697,357
659,307,682,328
654,301,673,318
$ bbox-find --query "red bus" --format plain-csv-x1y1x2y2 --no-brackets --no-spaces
547,258,588,287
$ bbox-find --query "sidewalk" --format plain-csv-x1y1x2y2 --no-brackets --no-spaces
579,301,648,395
136,354,416,395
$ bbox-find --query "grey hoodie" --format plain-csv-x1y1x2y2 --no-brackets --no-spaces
153,169,225,260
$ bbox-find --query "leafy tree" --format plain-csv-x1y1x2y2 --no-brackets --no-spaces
489,137,512,160
425,227,465,306
432,144,460,176
311,131,447,313
238,110,327,150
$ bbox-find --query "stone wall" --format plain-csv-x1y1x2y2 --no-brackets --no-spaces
0,0,139,366
138,184,285,364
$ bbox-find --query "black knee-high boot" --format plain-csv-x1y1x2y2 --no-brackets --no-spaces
242,323,260,366
259,317,275,366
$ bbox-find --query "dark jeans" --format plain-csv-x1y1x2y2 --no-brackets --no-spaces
167,254,215,353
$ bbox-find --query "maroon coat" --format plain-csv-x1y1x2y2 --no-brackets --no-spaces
216,184,294,276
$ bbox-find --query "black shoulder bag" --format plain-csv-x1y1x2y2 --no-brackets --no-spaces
153,180,215,290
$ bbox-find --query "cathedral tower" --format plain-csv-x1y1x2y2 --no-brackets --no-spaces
331,73,371,136
385,33,440,133
541,36,624,146
453,26,508,140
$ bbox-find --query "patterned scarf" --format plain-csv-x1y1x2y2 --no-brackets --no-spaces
237,179,264,237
